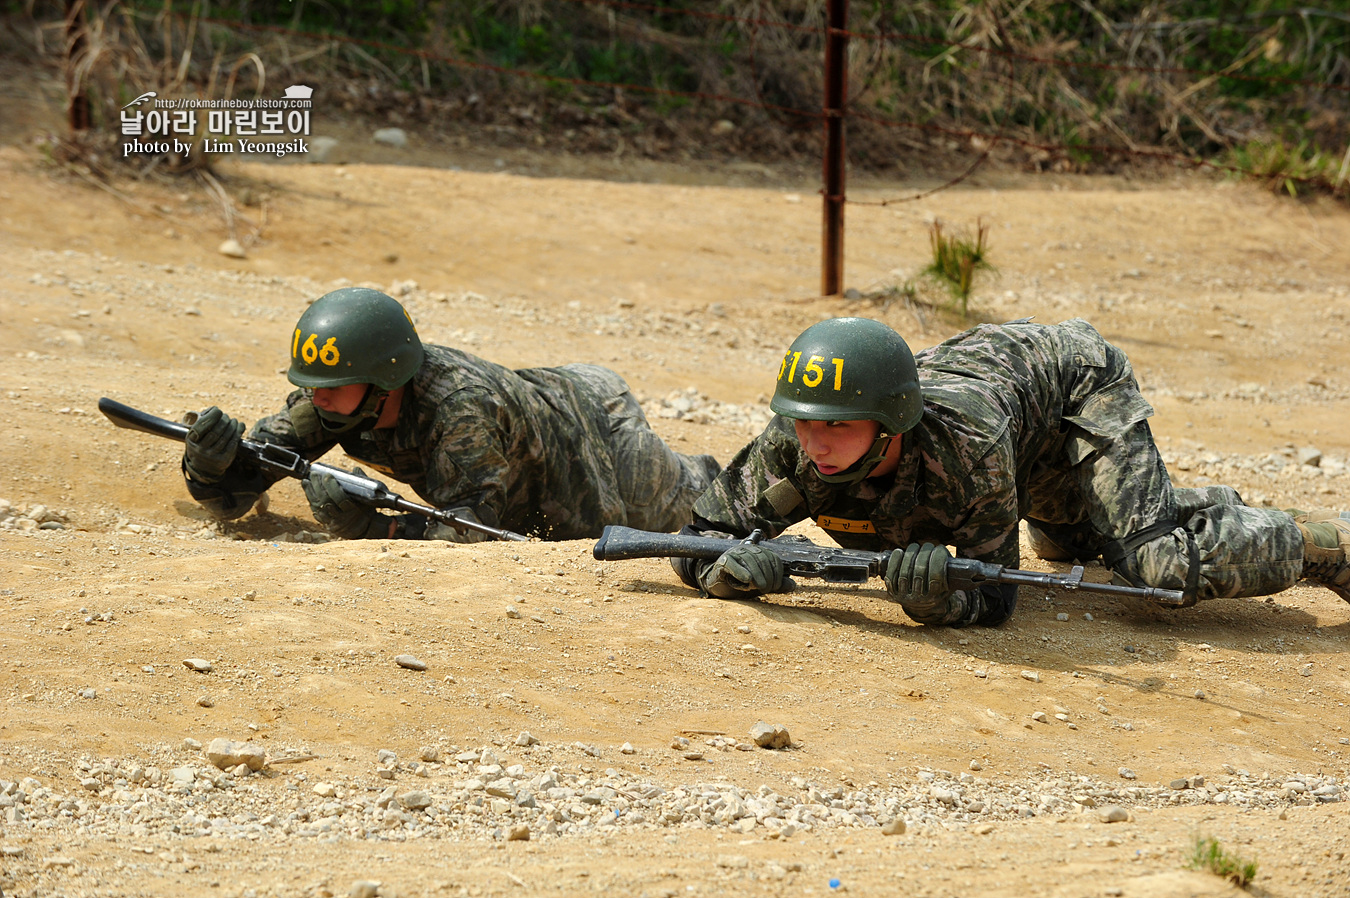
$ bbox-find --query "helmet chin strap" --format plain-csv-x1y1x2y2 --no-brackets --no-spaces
814,433,893,484
315,385,389,435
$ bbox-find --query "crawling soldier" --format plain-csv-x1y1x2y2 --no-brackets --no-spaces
182,287,720,541
673,316,1350,626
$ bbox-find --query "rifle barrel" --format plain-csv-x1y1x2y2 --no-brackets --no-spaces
100,397,531,543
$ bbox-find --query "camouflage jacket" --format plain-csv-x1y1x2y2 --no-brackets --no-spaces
689,318,1154,570
248,345,631,539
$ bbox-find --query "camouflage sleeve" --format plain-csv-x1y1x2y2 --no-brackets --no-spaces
942,438,1022,627
675,420,809,591
185,392,338,521
945,437,1022,569
690,419,809,539
420,396,512,525
249,390,337,454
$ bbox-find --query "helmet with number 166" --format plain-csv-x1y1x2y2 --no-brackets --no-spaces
769,317,923,435
287,287,424,390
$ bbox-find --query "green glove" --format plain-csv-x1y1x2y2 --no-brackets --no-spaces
698,544,789,599
884,542,953,617
302,471,391,539
184,406,244,483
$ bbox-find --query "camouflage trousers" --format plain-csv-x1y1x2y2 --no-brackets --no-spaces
568,365,722,533
1023,420,1303,602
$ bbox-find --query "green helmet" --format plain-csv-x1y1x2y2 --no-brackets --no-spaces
770,317,923,434
287,287,423,391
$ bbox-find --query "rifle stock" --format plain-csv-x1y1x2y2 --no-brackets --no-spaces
99,397,530,542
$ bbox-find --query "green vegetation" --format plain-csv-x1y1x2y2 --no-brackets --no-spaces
1225,137,1349,197
1188,835,1259,887
15,0,1347,196
923,219,993,319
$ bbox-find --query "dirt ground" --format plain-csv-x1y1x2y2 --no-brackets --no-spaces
2,65,1350,898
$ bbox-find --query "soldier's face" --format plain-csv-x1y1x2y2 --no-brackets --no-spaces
311,383,370,415
792,418,881,476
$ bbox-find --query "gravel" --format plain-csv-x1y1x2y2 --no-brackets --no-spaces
0,739,1339,853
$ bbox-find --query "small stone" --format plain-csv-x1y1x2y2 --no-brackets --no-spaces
1300,664,1313,677
505,605,520,619
682,751,704,761
313,782,337,798
1031,711,1048,723
395,655,427,671
206,737,266,771
515,731,539,747
1020,670,1040,683
309,135,339,163
372,127,408,148
183,658,212,673
399,790,432,810
217,239,246,259
880,817,906,835
973,823,994,835
749,721,791,749
197,696,214,708
418,746,440,762
1055,613,1069,622
620,742,636,755
507,823,531,841
1118,767,1137,780
349,881,380,898
183,737,202,750
1169,778,1189,790
1083,613,1093,621
1194,689,1206,700
1099,805,1130,823
968,760,983,771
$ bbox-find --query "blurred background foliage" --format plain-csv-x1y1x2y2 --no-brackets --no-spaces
7,0,1347,193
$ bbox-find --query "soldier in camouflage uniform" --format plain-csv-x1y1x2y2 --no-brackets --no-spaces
182,287,720,541
673,316,1350,627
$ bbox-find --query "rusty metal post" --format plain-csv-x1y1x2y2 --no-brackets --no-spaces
820,0,849,296
65,0,91,132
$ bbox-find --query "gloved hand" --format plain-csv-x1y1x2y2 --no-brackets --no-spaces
425,507,495,544
184,406,244,483
885,542,953,617
698,544,790,599
302,470,391,539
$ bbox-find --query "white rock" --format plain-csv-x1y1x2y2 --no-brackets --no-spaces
373,127,408,148
217,239,246,259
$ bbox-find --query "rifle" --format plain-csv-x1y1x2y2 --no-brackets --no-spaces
592,525,1190,606
98,397,530,542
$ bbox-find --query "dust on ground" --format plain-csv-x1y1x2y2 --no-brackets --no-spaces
1,67,1349,898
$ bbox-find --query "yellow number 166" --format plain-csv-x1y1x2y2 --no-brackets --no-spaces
778,352,845,390
293,329,341,366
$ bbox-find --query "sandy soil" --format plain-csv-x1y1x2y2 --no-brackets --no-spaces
1,71,1350,898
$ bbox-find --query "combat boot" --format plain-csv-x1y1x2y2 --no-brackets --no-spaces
1295,514,1350,602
